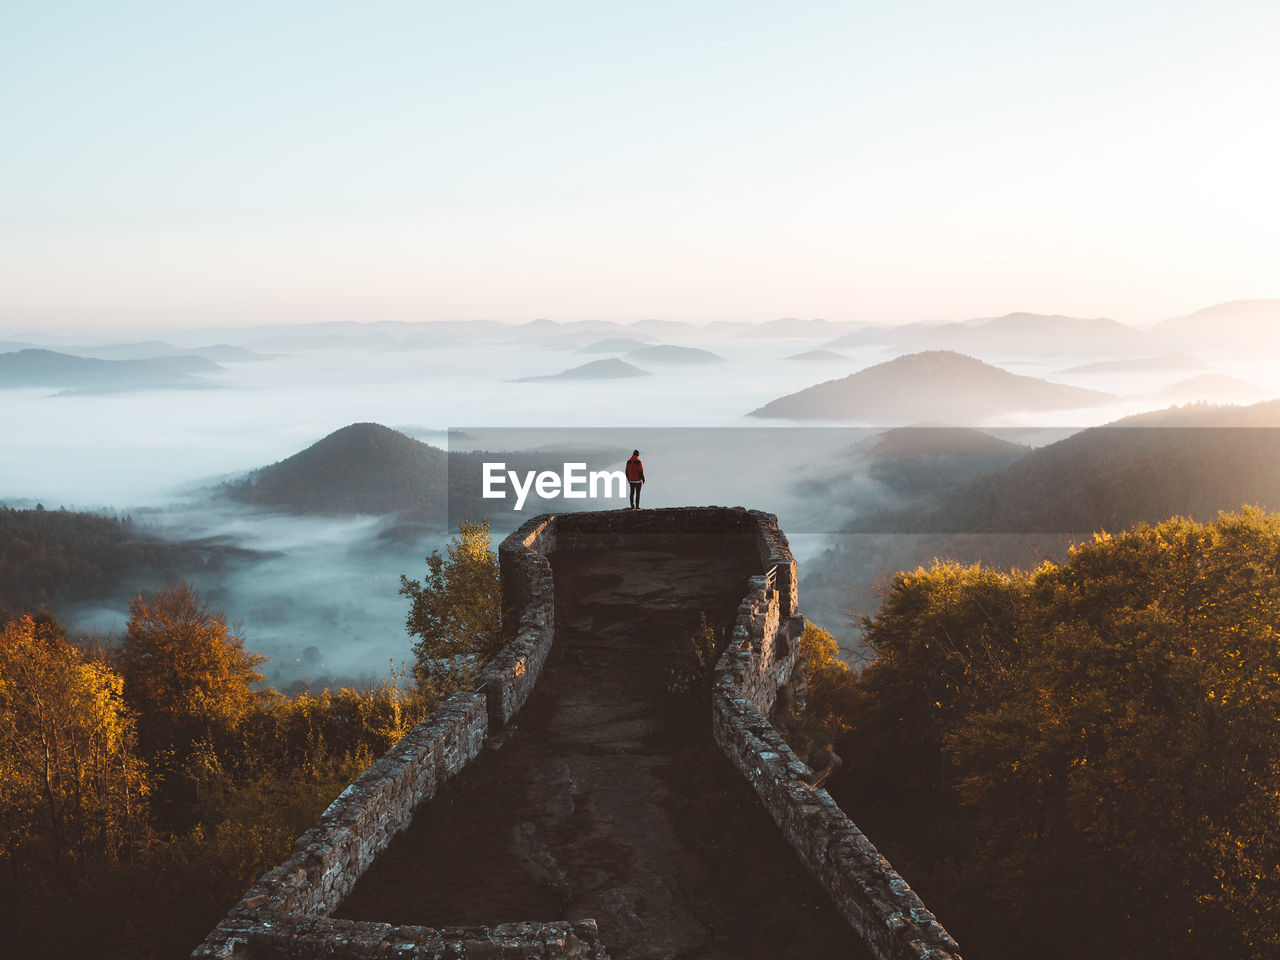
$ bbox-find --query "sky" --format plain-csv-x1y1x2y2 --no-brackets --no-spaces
2,0,1278,332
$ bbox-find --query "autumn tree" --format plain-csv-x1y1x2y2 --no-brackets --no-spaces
0,614,150,886
947,511,1280,958
118,581,268,766
399,519,502,691
827,508,1280,959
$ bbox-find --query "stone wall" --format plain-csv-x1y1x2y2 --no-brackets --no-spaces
480,513,558,727
709,527,963,960
243,918,605,959
190,512,588,960
192,692,493,958
193,505,960,960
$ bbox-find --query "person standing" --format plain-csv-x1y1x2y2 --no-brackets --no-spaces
625,449,645,509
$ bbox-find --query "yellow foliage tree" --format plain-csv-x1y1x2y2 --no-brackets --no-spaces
838,508,1280,959
118,580,268,764
0,615,150,885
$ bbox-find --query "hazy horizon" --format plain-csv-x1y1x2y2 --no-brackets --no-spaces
5,3,1279,332
6,312,1280,685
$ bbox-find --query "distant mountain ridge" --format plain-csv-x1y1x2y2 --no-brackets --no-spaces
1057,353,1211,375
576,338,654,354
9,298,1270,354
863,427,1029,499
518,358,650,381
750,350,1114,423
624,345,725,365
785,349,848,362
1152,299,1280,346
853,399,1280,535
0,506,257,612
825,312,1150,358
0,348,219,393
1154,374,1273,404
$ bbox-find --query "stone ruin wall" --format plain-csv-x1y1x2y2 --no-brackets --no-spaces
706,523,963,960
192,510,605,960
192,506,960,960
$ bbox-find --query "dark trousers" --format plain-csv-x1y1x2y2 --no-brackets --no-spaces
629,481,642,508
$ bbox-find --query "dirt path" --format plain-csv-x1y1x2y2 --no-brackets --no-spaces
336,536,870,960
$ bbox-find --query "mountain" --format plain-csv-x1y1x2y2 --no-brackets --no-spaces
245,333,403,352
26,342,270,363
733,318,866,340
799,401,1280,651
65,340,181,360
795,427,1028,521
620,318,705,339
749,351,1114,423
918,313,1149,358
1151,300,1280,349
0,506,258,612
222,423,450,518
1113,399,1280,428
0,348,218,393
863,427,1029,499
576,338,654,354
1057,353,1211,375
150,354,223,375
824,322,940,350
518,358,650,381
825,313,1150,358
179,344,275,362
1155,374,1273,404
855,400,1280,535
785,349,848,362
624,345,726,365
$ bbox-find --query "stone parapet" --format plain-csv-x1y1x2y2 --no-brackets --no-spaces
710,553,962,960
193,505,959,960
192,511,574,960
192,692,490,958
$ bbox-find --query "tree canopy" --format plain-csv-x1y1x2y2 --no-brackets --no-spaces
399,518,503,690
817,507,1280,960
119,581,268,764
0,590,441,959
0,615,149,886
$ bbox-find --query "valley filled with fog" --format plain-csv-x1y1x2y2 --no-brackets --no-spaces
5,302,1280,685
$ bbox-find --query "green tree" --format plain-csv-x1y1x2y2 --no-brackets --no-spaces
399,518,502,690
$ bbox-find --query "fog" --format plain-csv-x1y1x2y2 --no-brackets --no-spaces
5,310,1280,683
59,505,438,692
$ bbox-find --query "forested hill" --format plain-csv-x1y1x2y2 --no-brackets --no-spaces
863,427,1028,499
220,422,634,522
222,422,451,519
0,507,248,612
0,348,218,393
854,401,1280,534
1113,397,1280,427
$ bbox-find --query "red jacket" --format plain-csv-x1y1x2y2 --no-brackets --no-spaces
626,456,645,482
